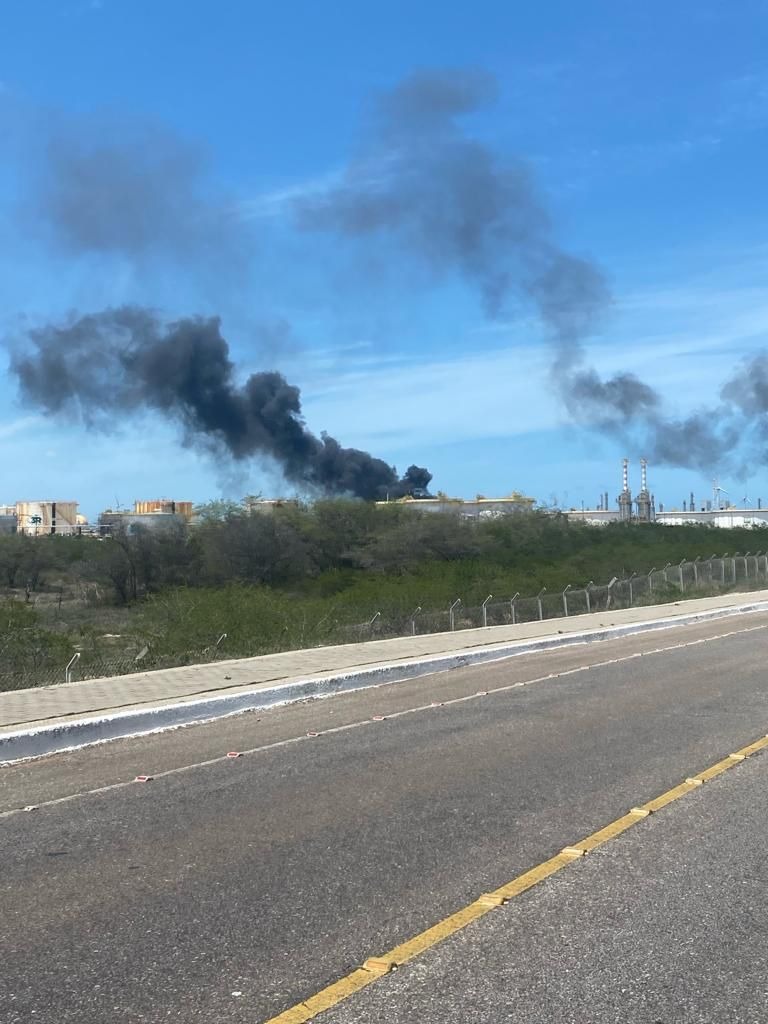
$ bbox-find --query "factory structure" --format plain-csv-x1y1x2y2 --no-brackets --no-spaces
98,499,194,534
4,466,768,534
564,458,768,528
564,458,656,525
0,499,194,536
0,501,82,536
374,492,536,517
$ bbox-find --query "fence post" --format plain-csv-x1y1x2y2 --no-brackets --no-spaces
692,557,699,588
647,567,656,593
606,577,618,610
410,606,422,636
536,587,547,621
678,560,686,593
585,582,594,613
662,562,671,585
449,599,461,631
482,594,493,628
745,552,752,580
628,573,636,606
65,651,80,684
562,584,572,616
510,592,519,625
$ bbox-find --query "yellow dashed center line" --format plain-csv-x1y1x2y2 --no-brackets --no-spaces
263,731,768,1024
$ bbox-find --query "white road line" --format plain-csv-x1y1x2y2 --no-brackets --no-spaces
1,623,765,822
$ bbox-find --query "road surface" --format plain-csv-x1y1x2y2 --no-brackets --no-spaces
2,613,768,1022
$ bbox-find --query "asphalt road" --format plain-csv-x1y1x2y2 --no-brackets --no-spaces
323,738,768,1024
2,614,768,1023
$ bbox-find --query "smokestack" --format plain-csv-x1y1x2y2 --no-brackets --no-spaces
618,457,632,522
690,491,695,512
683,500,687,512
636,456,651,522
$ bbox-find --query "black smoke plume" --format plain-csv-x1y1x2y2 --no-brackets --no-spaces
10,308,431,501
0,92,247,277
294,69,750,472
7,72,757,477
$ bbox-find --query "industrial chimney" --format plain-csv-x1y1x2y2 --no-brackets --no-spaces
618,458,632,522
636,457,652,522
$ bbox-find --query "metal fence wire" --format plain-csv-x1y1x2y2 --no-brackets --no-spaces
4,552,768,690
336,553,768,639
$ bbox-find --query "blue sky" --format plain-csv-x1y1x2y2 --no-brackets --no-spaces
1,0,767,517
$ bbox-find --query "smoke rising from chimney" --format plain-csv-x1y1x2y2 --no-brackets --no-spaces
10,308,431,500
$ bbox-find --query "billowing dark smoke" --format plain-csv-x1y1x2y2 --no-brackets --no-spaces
295,70,594,321
294,69,753,473
567,368,660,422
0,93,246,278
7,71,760,477
10,308,431,501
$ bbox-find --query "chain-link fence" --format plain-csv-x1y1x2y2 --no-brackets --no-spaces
336,553,768,641
4,552,768,691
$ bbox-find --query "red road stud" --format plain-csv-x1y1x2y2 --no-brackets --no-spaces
226,751,242,759
134,775,153,783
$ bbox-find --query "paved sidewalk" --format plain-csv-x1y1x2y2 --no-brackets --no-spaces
2,590,767,735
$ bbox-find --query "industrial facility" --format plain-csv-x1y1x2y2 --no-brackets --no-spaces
0,500,81,535
0,498,193,536
565,459,768,528
98,499,193,534
3,468,768,535
374,492,536,517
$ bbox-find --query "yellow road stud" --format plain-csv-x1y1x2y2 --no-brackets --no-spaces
476,893,508,907
363,957,396,975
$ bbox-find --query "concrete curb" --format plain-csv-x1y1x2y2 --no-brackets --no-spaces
2,598,767,763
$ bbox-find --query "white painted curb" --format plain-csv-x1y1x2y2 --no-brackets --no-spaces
2,599,767,763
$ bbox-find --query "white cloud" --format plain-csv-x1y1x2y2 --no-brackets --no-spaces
300,267,768,454
0,415,43,440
